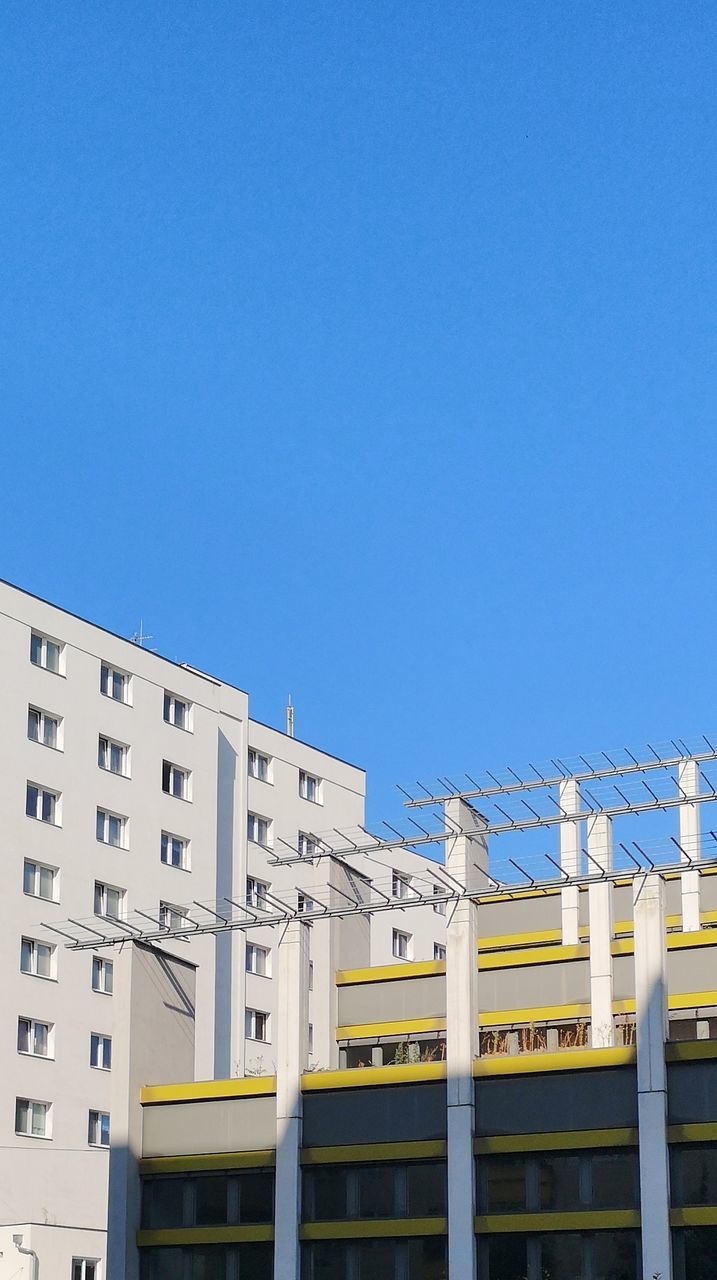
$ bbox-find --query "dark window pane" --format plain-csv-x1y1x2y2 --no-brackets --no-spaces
162,761,171,791
682,1228,717,1280
592,1151,639,1209
484,1235,528,1280
356,1239,397,1280
239,1171,274,1223
141,1178,184,1228
304,1168,347,1221
673,1146,717,1207
407,1237,447,1280
592,1231,639,1280
357,1164,396,1218
191,1246,226,1280
237,1241,274,1280
538,1155,582,1211
407,1162,447,1217
195,1175,228,1226
301,1241,347,1280
540,1233,583,1280
480,1158,527,1213
141,1249,184,1280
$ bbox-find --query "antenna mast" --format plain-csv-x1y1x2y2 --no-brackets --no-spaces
286,695,295,738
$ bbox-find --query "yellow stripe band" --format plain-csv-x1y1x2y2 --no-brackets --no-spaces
336,1017,446,1040
666,1041,717,1062
479,1003,590,1027
668,1123,717,1143
474,1128,638,1154
473,1047,636,1077
670,1207,717,1226
474,1210,640,1233
479,943,588,971
137,1226,273,1247
302,1063,446,1091
300,1218,447,1240
301,1141,446,1165
336,961,445,986
141,1077,276,1105
139,1151,276,1174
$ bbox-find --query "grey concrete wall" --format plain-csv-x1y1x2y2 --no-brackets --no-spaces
338,975,446,1026
141,1094,277,1157
477,959,590,1013
478,894,562,939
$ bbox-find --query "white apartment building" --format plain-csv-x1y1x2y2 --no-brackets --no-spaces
0,579,445,1279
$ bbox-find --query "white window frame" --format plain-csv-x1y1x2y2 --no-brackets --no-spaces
98,735,130,777
23,858,58,902
392,928,411,960
299,770,322,804
28,705,62,750
432,884,446,915
96,807,128,849
94,881,125,921
297,831,320,858
30,631,63,674
163,691,192,732
26,782,60,826
159,900,189,930
246,876,270,910
160,831,190,870
92,956,114,995
15,1097,51,1139
72,1260,99,1280
100,662,131,704
298,892,315,914
162,759,191,801
87,1110,110,1147
434,943,447,962
17,1016,53,1059
245,1008,269,1042
392,871,410,899
20,937,56,980
248,749,271,782
245,942,270,977
247,812,271,847
90,1032,112,1070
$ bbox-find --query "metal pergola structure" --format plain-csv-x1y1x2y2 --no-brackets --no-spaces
44,735,717,951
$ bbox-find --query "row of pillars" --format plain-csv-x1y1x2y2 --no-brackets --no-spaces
273,769,704,1279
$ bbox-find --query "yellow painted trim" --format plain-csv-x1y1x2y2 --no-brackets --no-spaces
478,928,563,951
666,1041,717,1062
140,1077,276,1105
668,991,717,1012
136,1226,273,1247
139,1151,276,1174
336,961,445,987
474,1210,640,1234
473,1047,636,1077
474,1128,638,1154
336,1017,446,1041
300,1218,447,1241
611,938,635,956
479,943,589,971
668,1123,717,1144
479,887,561,904
670,1207,717,1227
479,1003,590,1028
612,999,636,1015
302,1140,446,1165
668,932,717,952
302,1063,446,1090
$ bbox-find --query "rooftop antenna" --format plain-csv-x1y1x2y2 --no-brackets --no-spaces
286,695,295,738
130,619,155,649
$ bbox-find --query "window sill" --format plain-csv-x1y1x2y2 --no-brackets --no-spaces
246,970,272,980
17,1051,54,1061
162,791,192,803
90,1065,111,1072
299,797,323,806
88,1141,110,1150
24,892,59,905
164,720,193,734
160,860,191,873
26,816,62,829
21,972,58,983
100,691,132,707
248,775,273,786
30,665,66,679
29,740,64,753
92,988,113,997
98,767,131,780
96,839,129,852
246,1036,271,1045
16,1132,52,1141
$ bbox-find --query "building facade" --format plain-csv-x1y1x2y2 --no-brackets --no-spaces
0,580,445,1279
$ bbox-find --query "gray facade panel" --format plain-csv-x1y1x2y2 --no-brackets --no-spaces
667,1061,717,1124
338,976,446,1027
613,954,635,1002
667,948,715,997
700,875,717,914
141,1095,277,1157
475,1067,638,1135
479,895,562,939
478,960,590,1014
302,1082,447,1146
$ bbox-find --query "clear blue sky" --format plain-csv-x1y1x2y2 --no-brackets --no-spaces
1,3,715,826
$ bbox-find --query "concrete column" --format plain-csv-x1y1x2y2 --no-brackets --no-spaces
274,918,310,1280
587,814,614,1048
678,759,701,932
633,874,672,1280
559,779,581,944
445,798,487,1280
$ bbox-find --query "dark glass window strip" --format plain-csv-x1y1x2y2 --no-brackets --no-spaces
301,1161,446,1222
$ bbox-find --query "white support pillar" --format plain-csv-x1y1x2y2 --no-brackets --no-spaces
274,917,310,1280
678,759,701,932
445,798,488,1280
559,778,581,944
587,813,614,1047
634,873,672,1280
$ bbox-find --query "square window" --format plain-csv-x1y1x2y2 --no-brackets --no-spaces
16,1096,50,1138
72,1261,99,1280
433,943,446,962
245,1008,269,1042
98,735,129,776
96,808,128,848
160,831,190,870
392,929,411,960
20,937,56,979
299,771,321,803
298,831,320,858
88,1110,110,1146
162,760,190,800
26,782,59,825
392,871,410,899
246,943,269,976
23,859,58,902
92,956,114,994
246,877,269,910
248,749,270,781
18,1017,52,1058
432,884,446,915
30,631,63,673
164,692,191,731
247,812,270,846
100,663,130,703
90,1032,112,1070
94,881,125,920
28,706,61,749
159,901,189,930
